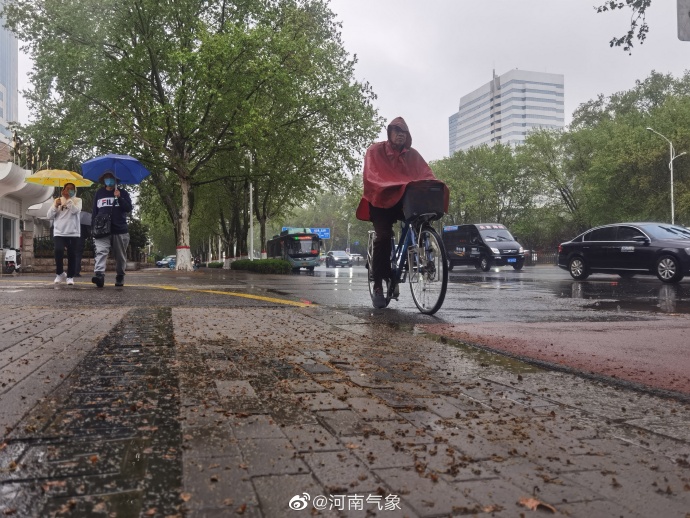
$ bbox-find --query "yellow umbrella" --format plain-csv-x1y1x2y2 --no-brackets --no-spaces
24,169,93,188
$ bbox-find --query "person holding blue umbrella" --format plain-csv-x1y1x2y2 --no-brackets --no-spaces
91,171,133,288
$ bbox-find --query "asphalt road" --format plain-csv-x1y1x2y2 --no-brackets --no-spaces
251,263,690,397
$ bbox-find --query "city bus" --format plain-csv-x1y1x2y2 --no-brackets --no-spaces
266,228,321,272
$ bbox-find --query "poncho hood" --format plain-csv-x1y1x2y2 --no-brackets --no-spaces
387,117,412,150
356,117,447,221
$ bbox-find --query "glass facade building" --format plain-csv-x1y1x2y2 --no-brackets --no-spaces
0,0,19,140
449,69,564,155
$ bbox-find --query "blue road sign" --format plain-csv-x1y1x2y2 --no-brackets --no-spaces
310,228,330,239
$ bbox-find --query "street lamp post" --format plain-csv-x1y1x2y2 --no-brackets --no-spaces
647,127,687,225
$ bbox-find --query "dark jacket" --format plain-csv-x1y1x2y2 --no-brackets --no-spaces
92,187,133,235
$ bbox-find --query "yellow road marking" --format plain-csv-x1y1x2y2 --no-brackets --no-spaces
0,279,314,308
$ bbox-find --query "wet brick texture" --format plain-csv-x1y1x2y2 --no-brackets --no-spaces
0,308,182,517
174,307,690,518
1,305,689,517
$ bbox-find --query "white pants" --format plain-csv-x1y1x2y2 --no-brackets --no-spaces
94,233,130,276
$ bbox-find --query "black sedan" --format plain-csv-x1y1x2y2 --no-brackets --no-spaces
558,222,690,283
325,250,353,268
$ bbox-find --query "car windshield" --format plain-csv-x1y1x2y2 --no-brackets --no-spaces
332,251,349,257
640,224,690,240
479,229,514,242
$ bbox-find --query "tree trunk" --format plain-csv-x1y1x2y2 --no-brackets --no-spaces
175,175,193,270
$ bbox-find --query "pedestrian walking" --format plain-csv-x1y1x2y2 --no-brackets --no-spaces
47,182,82,285
91,171,133,288
74,210,92,277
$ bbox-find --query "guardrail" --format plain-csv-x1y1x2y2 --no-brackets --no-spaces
524,251,558,266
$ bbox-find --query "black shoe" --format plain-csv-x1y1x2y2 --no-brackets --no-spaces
74,274,82,278
115,275,124,287
91,274,105,288
372,286,387,309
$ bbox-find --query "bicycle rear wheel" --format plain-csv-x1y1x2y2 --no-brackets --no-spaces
366,230,390,307
408,225,448,315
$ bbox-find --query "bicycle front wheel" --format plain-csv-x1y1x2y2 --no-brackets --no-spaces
408,225,448,315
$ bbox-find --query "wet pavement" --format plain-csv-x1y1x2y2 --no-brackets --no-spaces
1,269,689,517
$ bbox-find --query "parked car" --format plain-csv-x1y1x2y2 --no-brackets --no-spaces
557,222,690,283
156,255,176,268
442,223,525,271
325,250,353,268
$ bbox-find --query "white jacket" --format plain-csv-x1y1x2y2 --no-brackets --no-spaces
47,196,82,237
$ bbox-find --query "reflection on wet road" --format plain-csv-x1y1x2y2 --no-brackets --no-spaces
289,264,690,321
562,278,690,314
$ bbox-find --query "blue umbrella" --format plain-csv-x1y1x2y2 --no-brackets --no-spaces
81,154,151,185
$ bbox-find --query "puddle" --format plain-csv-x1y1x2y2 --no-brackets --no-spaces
415,330,543,375
558,281,690,314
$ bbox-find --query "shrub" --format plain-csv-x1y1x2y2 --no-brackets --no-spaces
230,259,292,274
207,261,223,268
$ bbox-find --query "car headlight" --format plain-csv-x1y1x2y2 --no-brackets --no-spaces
685,247,690,255
519,247,524,254
490,247,500,254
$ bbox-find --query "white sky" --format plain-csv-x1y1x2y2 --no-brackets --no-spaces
17,0,689,162
328,0,689,161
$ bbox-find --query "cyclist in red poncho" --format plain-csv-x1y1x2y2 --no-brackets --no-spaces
356,117,445,308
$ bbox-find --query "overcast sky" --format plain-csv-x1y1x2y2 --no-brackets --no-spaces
327,0,689,161
17,0,689,162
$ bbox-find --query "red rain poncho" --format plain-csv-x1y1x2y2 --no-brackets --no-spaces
356,117,447,221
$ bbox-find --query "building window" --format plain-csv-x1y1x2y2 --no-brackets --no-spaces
1,216,15,248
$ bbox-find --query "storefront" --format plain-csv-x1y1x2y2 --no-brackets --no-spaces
0,160,53,254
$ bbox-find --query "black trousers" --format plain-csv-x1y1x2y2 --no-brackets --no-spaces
54,236,78,278
370,202,404,288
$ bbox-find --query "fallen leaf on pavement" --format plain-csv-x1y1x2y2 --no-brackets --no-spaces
518,497,557,513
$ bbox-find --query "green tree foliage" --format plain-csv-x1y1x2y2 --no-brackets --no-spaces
426,70,690,251
432,144,537,227
3,0,380,269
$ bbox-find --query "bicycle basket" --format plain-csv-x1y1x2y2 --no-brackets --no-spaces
402,180,446,221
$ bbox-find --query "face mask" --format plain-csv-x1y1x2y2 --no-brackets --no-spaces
68,190,76,197
104,178,116,187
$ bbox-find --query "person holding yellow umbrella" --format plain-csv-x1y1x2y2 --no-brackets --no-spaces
46,182,82,285
26,170,92,285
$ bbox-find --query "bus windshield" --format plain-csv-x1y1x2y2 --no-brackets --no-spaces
286,236,319,256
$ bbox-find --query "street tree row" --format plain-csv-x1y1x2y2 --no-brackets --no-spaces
430,71,690,252
3,0,382,269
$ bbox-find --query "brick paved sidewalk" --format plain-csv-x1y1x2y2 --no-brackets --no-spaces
1,305,689,517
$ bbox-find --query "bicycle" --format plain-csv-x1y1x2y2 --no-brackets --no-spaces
365,180,449,315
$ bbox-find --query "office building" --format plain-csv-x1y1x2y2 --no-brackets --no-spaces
449,69,564,155
1,5,52,255
1,0,19,141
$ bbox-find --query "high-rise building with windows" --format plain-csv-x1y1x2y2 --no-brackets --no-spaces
449,69,564,155
0,0,19,142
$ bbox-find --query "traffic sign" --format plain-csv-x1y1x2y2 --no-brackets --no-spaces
310,228,330,239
